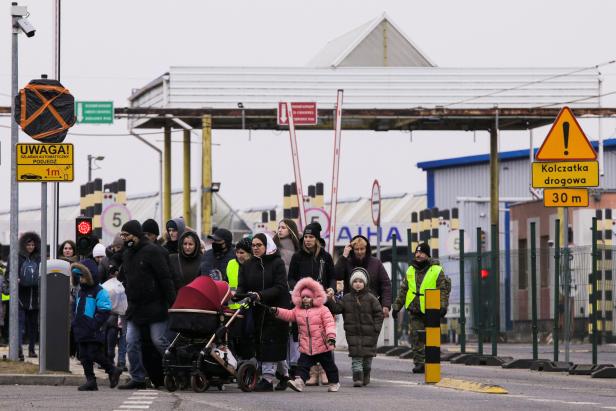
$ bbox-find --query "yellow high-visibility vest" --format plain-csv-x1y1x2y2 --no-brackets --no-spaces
226,259,240,310
405,264,442,313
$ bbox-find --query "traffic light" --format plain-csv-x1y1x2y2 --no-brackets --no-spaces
75,216,94,256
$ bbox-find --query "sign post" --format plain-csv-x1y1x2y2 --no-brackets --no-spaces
371,180,382,260
532,106,598,363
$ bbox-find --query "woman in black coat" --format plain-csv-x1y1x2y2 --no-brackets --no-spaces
169,231,203,288
237,232,291,392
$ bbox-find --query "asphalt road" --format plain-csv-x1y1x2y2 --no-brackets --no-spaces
2,352,616,411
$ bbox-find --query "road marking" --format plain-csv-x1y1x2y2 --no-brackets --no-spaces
117,390,159,410
124,401,154,405
436,377,508,394
118,406,150,410
564,402,599,406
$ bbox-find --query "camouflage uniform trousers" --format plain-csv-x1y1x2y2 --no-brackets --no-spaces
409,313,426,365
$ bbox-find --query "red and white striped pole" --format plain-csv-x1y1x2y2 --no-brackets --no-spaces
328,89,344,255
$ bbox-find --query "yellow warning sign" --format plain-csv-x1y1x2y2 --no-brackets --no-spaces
535,107,596,161
16,143,74,182
17,164,73,182
543,188,589,207
531,161,599,188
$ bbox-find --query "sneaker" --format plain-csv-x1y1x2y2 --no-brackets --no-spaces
109,367,123,388
287,377,304,392
118,379,147,390
78,379,98,391
412,363,425,374
254,378,274,392
28,351,37,358
328,382,340,392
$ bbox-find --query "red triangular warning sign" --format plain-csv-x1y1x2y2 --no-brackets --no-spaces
535,106,596,161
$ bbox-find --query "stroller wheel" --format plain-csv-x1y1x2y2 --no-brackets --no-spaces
191,371,209,393
237,363,258,392
164,375,178,392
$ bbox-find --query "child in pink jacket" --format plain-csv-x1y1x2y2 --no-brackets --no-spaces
268,277,340,392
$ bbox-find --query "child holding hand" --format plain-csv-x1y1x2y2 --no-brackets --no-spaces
268,277,340,392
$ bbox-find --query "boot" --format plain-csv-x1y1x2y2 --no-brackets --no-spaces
412,363,425,374
363,369,371,386
352,371,363,387
274,374,289,391
118,379,147,390
254,378,274,392
78,379,98,391
108,366,123,388
305,366,319,386
318,364,328,385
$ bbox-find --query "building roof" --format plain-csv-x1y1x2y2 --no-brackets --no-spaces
417,138,615,171
307,13,435,68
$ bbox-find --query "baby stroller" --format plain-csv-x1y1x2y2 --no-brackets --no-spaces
163,276,258,392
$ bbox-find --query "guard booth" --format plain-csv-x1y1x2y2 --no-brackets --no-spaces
43,259,71,372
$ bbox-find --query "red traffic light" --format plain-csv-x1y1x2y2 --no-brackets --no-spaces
77,220,92,235
481,269,489,279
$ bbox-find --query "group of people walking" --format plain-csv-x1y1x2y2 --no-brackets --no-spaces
3,215,450,393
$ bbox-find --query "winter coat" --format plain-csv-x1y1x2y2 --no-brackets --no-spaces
198,247,234,282
120,238,177,325
392,258,450,315
71,261,112,343
335,235,393,308
6,231,41,310
237,245,291,362
276,277,336,356
330,288,383,357
170,231,203,287
288,243,336,292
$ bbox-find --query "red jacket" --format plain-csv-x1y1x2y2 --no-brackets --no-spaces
275,277,336,355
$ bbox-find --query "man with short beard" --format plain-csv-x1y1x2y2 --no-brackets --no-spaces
116,220,176,389
392,243,450,374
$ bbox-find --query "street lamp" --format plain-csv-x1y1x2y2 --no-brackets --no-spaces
87,154,105,182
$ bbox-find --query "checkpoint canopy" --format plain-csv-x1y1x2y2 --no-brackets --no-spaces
531,106,598,208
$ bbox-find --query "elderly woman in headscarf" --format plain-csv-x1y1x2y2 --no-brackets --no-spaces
236,232,291,392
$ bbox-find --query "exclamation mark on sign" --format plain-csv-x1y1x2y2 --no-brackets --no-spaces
563,121,570,156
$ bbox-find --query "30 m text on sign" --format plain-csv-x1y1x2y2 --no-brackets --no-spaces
543,188,589,207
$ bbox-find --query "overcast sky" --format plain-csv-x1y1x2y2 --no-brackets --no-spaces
1,0,616,219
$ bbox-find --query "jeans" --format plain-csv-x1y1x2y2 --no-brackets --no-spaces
296,351,339,384
117,315,127,366
351,356,373,373
261,362,277,383
126,320,169,383
18,308,38,354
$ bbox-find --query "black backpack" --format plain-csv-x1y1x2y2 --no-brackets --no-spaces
19,258,39,287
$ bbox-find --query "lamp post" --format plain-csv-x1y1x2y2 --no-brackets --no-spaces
87,154,105,182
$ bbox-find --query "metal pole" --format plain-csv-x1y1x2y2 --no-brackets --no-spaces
39,184,47,372
376,223,381,260
8,3,20,362
591,217,598,365
530,222,538,361
563,208,571,362
476,227,483,355
491,223,498,357
51,0,61,259
392,233,398,347
459,229,466,353
554,219,560,362
490,110,501,341
201,115,212,238
87,154,92,182
129,132,162,227
163,126,171,223
182,129,191,225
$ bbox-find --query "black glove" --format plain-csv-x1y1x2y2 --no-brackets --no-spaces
327,338,336,346
392,309,400,320
247,292,260,302
267,306,278,316
440,307,447,318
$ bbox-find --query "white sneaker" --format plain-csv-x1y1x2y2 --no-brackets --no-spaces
288,377,305,392
328,382,340,392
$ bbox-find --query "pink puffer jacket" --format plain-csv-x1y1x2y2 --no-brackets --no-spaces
275,277,336,355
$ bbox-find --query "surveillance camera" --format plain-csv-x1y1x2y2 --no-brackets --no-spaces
17,18,35,37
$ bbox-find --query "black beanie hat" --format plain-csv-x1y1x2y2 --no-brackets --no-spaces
415,242,431,257
236,237,252,254
142,219,160,237
303,222,322,239
121,220,143,238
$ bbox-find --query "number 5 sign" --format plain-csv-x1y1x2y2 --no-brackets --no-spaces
102,203,132,237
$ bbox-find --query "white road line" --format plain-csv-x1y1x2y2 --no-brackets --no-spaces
123,401,154,405
602,407,616,410
118,406,150,410
564,402,599,406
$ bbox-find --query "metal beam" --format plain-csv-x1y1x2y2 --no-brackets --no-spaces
163,126,171,223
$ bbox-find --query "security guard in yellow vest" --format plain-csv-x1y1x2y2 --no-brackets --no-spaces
392,242,450,374
227,238,252,310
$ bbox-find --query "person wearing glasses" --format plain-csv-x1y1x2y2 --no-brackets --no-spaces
116,220,176,390
236,232,291,392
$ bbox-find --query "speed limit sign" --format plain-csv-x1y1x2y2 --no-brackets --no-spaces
102,203,131,237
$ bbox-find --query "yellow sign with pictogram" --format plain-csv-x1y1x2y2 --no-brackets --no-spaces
543,188,589,207
16,143,74,182
535,107,597,161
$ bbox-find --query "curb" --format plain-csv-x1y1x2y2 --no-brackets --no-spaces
0,374,131,386
435,377,508,394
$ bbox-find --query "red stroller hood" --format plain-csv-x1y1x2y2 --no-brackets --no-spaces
171,276,231,311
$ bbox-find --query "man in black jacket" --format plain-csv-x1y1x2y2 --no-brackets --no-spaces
116,220,176,389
